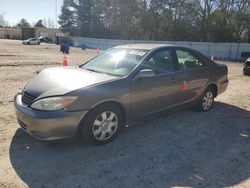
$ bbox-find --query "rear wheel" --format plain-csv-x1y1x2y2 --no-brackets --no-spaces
195,87,215,112
79,103,124,145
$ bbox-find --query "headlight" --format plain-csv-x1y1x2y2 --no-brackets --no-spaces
30,96,78,111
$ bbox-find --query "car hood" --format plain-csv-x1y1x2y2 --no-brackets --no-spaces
23,67,118,99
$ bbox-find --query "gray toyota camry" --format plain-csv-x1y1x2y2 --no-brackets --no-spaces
15,44,229,144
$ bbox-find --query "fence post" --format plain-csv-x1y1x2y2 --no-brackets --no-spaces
207,43,210,57
228,44,232,61
235,42,240,63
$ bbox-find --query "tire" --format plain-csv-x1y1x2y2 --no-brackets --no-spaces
195,87,215,112
27,42,30,45
243,68,250,75
79,103,124,145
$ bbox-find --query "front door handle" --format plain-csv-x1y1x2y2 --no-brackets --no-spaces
171,78,177,83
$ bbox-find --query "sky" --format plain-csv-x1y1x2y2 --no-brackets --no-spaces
0,0,63,27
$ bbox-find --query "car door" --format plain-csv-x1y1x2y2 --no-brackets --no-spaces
173,48,209,105
131,48,180,117
31,39,37,45
29,39,34,45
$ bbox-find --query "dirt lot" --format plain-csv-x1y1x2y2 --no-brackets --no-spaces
0,39,249,188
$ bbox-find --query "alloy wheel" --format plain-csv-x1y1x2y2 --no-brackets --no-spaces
202,91,214,111
92,111,118,141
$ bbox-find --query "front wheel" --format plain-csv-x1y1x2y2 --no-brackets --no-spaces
195,87,215,112
79,103,124,145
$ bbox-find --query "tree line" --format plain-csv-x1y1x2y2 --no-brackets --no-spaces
0,15,56,29
58,0,250,42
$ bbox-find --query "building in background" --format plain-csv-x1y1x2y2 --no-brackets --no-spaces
34,28,67,44
21,28,35,40
0,28,22,39
0,27,67,44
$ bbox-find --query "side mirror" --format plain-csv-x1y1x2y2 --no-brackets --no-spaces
136,69,156,79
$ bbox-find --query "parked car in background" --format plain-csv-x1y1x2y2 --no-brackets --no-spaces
22,38,40,45
14,44,229,145
243,57,250,75
39,36,51,43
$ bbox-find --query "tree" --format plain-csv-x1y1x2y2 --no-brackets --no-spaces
42,18,55,28
76,0,94,35
228,0,250,42
97,0,140,39
16,18,31,28
34,19,46,27
58,0,250,42
58,0,77,33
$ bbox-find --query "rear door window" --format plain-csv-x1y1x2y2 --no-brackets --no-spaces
176,49,204,70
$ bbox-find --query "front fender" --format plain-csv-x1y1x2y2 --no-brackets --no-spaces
65,78,131,118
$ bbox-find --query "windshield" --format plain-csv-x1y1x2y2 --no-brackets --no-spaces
82,48,148,77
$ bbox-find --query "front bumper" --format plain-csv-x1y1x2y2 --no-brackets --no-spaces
14,94,88,141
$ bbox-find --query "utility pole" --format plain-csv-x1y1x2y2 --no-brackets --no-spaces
55,0,58,28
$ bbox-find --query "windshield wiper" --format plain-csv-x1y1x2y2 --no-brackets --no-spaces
85,68,98,73
84,67,109,75
84,67,101,73
83,67,120,77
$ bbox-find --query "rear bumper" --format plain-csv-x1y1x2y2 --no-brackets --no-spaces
14,94,88,141
217,78,229,96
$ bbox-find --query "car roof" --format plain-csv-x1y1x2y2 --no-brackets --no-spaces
114,43,180,50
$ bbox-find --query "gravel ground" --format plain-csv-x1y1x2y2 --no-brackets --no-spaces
0,39,249,188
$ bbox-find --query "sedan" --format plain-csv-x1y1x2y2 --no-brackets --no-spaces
23,38,40,45
14,44,229,145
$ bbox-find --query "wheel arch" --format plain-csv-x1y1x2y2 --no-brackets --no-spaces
207,83,218,97
77,100,127,132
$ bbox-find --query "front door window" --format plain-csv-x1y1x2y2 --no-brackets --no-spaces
143,50,175,74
